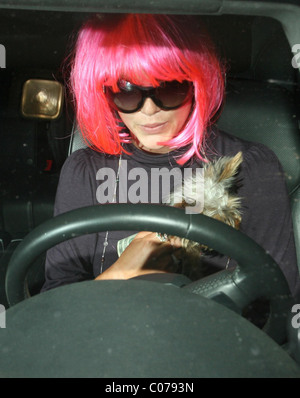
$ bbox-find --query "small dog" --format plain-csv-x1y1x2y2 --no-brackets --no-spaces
163,151,243,279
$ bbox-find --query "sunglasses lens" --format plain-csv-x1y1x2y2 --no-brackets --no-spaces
156,81,191,109
113,86,142,112
107,80,192,113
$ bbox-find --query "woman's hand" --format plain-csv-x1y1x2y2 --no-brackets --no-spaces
95,232,181,280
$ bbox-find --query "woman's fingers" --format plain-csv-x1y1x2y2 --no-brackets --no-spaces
134,231,182,248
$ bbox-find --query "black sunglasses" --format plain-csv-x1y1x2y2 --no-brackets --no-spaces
106,80,193,113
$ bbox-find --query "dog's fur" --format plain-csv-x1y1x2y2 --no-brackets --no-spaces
165,151,243,279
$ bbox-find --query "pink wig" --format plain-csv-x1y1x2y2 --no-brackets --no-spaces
70,14,225,164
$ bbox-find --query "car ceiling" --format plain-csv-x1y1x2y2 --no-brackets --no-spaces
0,0,299,13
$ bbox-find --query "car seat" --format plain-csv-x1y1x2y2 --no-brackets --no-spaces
217,78,300,272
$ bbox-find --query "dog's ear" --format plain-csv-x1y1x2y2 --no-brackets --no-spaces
203,151,243,229
218,151,243,182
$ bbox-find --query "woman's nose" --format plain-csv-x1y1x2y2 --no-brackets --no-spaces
140,97,161,116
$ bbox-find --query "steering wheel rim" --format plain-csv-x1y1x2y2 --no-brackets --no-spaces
5,204,292,343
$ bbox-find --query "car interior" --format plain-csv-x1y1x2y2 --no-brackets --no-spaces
0,0,300,378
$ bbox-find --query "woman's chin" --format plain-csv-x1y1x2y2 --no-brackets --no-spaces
137,142,170,154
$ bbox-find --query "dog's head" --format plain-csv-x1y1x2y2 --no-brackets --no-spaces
169,151,243,228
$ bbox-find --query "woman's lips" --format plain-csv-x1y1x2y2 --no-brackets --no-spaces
140,122,167,133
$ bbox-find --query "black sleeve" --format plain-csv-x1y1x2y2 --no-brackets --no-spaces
239,143,300,299
41,150,98,291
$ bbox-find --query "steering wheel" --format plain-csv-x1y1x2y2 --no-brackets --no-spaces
5,204,293,344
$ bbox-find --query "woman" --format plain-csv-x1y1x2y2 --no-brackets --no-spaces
42,14,300,299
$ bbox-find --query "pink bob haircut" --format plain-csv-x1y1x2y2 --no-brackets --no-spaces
70,13,225,164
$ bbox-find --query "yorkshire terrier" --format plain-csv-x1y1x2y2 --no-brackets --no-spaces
164,151,243,279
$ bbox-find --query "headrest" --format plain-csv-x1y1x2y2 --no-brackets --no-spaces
217,79,300,193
